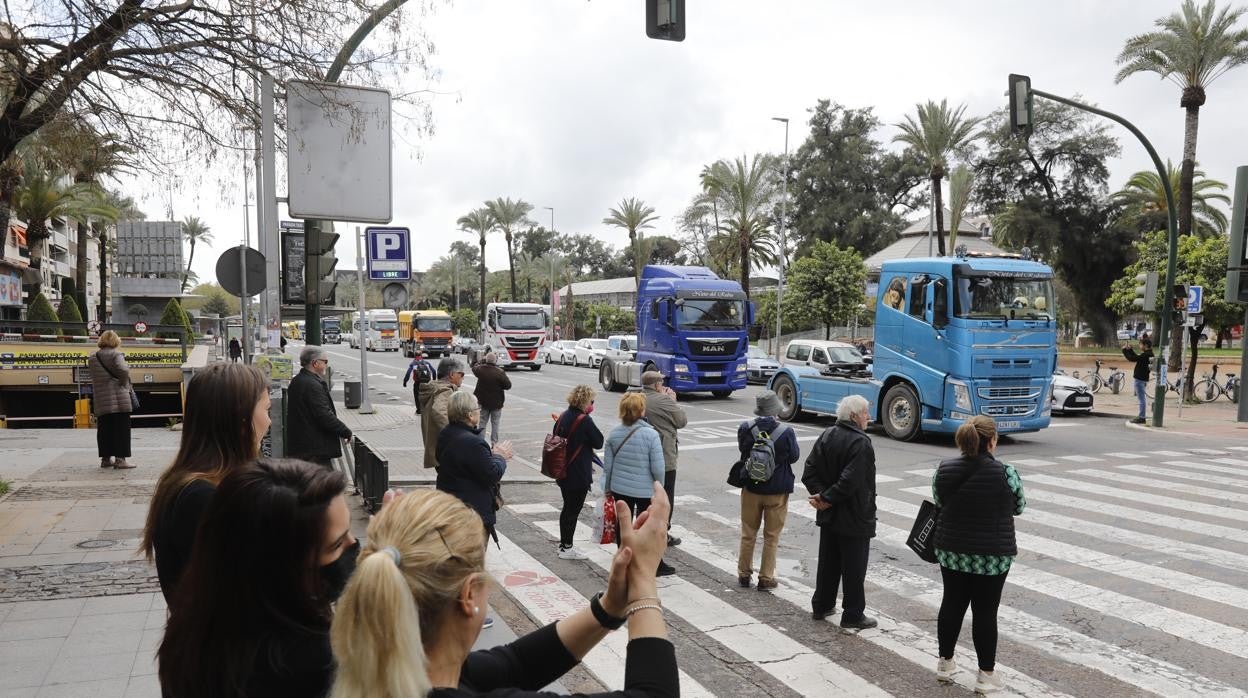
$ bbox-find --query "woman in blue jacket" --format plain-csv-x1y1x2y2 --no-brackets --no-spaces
603,392,674,576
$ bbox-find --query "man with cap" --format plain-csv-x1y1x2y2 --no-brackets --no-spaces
641,370,687,546
402,350,436,415
471,350,512,444
734,390,800,591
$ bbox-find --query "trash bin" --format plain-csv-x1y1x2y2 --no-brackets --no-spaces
344,381,362,409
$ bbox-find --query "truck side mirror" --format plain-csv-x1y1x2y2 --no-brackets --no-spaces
747,302,756,325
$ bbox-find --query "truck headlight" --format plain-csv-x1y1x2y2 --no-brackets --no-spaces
735,362,748,373
951,381,972,411
673,363,689,373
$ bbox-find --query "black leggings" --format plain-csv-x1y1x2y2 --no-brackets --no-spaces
938,566,1009,670
611,494,652,546
559,486,588,547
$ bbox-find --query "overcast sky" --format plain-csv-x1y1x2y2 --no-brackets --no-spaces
123,0,1248,289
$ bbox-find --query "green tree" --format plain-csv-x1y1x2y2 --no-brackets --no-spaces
157,298,191,340
700,155,780,299
947,165,974,252
1116,0,1248,241
56,293,86,337
27,292,60,336
63,127,131,315
202,293,232,318
585,303,634,335
451,308,479,338
602,197,660,284
893,99,984,256
1111,161,1229,238
181,216,213,292
12,166,115,293
128,304,150,321
553,234,621,279
457,207,495,324
754,290,816,348
484,197,535,301
785,241,868,339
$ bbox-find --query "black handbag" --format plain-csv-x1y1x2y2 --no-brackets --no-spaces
726,460,747,488
905,499,940,563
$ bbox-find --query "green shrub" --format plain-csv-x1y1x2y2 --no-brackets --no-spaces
27,293,61,337
57,294,86,336
158,298,192,341
0,478,10,497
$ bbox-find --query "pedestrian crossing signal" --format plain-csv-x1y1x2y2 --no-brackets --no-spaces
646,0,685,41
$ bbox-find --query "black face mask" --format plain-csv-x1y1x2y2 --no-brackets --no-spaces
321,539,361,602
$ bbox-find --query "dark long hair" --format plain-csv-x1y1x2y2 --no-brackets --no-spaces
158,459,347,698
141,362,268,559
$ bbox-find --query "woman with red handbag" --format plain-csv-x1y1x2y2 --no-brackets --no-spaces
553,385,604,560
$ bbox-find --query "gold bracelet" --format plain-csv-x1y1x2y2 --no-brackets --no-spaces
626,604,663,617
627,595,659,605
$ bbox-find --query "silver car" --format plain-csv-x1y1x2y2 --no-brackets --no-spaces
746,346,780,384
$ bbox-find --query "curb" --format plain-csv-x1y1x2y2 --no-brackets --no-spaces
1123,419,1207,437
391,475,554,486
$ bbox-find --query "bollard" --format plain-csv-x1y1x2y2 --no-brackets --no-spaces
74,399,92,429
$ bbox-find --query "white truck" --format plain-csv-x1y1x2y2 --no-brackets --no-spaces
361,309,399,352
481,302,548,371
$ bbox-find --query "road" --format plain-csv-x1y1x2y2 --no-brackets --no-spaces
303,341,1248,696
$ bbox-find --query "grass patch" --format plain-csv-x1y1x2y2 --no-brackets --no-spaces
0,479,10,497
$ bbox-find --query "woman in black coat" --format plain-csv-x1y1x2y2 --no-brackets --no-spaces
553,385,605,560
436,391,513,542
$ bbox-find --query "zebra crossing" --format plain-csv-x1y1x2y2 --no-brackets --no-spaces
495,445,1248,696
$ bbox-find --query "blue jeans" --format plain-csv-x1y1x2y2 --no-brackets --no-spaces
1134,378,1147,419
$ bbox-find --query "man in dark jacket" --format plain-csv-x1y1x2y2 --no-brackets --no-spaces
801,394,877,629
287,347,352,468
472,351,512,444
1122,337,1153,424
641,370,687,547
403,350,435,415
735,390,799,592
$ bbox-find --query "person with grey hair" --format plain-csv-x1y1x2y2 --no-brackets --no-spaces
419,357,466,469
801,394,877,629
286,346,352,468
472,350,512,444
640,370,686,547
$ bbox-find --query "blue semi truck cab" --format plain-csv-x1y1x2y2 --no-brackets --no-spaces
598,265,753,397
768,252,1057,440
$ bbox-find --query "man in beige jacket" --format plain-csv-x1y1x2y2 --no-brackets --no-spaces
641,370,687,546
419,357,464,468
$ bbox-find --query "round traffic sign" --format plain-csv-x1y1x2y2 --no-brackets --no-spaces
382,282,408,310
215,245,267,297
133,321,149,335
87,320,101,334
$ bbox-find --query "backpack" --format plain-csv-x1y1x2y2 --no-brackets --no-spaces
744,422,788,484
413,360,433,384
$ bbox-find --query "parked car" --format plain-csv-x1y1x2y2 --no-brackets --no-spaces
539,340,577,364
604,335,638,362
746,345,780,384
573,338,610,368
781,339,870,376
1051,372,1094,414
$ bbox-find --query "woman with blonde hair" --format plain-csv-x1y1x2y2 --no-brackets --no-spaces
89,330,136,468
604,392,674,576
931,415,1026,694
553,384,604,560
330,485,677,698
140,362,271,601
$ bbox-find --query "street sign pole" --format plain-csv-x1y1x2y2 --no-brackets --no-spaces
357,225,374,414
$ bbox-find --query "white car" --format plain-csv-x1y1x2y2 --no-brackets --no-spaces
539,340,578,365
605,335,638,361
1051,373,1094,414
574,338,610,367
782,339,869,376
746,346,780,384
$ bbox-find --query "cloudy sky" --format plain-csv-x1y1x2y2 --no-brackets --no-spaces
127,0,1248,288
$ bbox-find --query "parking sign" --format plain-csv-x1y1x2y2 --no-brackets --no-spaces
366,226,411,281
1187,285,1204,314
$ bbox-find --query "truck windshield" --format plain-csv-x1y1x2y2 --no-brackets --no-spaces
416,318,453,332
677,299,744,329
497,312,545,330
954,274,1055,320
372,321,398,330
323,320,340,330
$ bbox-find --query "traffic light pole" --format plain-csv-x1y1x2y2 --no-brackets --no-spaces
1028,88,1179,428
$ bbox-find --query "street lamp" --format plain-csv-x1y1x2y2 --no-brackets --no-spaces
543,206,556,336
771,116,789,358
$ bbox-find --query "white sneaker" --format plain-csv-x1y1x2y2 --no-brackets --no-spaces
974,669,1005,694
558,546,588,560
936,657,956,683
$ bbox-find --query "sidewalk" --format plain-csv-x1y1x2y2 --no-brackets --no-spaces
1077,380,1248,439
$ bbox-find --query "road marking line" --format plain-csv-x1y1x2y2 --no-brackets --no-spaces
1025,474,1243,522
1102,452,1147,459
673,495,708,504
1211,457,1248,467
1011,459,1056,467
682,435,818,452
695,511,736,527
506,503,559,515
1161,459,1248,477
1055,455,1104,462
1150,450,1190,457
906,468,935,478
1074,468,1248,505
1188,448,1230,455
1119,464,1248,492
876,475,901,483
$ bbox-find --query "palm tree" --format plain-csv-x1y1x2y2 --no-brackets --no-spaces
698,164,724,238
1112,160,1229,237
484,197,534,301
893,99,984,256
181,216,214,292
1116,0,1248,240
12,167,115,294
457,207,494,324
700,155,779,299
64,129,131,310
947,166,974,252
603,197,660,284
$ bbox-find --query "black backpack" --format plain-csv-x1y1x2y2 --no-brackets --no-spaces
744,421,788,484
413,360,433,384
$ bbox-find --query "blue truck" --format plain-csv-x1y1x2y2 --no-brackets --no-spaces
768,252,1057,441
598,265,754,397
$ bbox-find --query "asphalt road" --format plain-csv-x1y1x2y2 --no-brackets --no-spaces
303,342,1248,696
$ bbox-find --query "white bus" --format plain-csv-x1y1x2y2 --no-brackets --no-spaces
483,302,548,371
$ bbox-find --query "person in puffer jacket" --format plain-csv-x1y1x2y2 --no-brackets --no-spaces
602,392,674,576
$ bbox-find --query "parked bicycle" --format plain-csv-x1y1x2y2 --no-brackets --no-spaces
1086,359,1126,395
1145,373,1186,404
1192,364,1241,404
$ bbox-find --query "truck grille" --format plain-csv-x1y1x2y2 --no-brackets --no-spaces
695,362,731,372
977,387,1040,400
981,404,1036,417
688,339,740,357
504,337,539,348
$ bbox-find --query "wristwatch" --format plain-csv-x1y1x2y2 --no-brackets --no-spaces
590,591,627,630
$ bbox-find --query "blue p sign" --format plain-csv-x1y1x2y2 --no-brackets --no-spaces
376,232,404,259
366,226,411,281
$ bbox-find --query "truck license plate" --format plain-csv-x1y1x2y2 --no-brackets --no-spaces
704,371,722,377
996,420,1021,429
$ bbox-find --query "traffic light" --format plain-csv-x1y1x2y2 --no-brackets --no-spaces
1132,271,1158,312
305,220,338,306
1172,283,1187,314
646,0,685,41
1008,74,1033,137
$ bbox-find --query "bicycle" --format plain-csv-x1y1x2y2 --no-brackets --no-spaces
1227,372,1241,404
1192,364,1226,403
1086,359,1126,395
1145,373,1186,404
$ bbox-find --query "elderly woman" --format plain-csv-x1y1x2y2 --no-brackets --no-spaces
553,385,605,560
89,330,136,469
436,391,514,543
603,392,674,576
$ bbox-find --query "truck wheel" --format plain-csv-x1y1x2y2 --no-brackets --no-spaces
530,364,541,372
882,384,921,441
600,363,618,392
773,375,804,421
711,390,732,398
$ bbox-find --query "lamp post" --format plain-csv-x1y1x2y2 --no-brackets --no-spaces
543,205,556,308
771,116,789,358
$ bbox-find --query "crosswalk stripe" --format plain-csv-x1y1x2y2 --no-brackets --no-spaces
1150,450,1191,457
1025,474,1243,522
531,521,892,697
907,485,1247,545
1119,463,1248,492
876,474,902,483
486,530,715,697
1165,459,1248,477
1055,455,1104,462
1009,458,1056,467
1073,468,1248,505
877,495,1248,611
1210,457,1248,467
907,468,935,478
1102,452,1147,459
1188,448,1230,455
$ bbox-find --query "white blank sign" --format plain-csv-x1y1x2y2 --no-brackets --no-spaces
286,80,392,223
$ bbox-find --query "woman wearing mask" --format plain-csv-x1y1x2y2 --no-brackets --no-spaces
140,362,270,601
89,330,136,469
436,391,513,543
329,485,677,698
158,459,359,698
931,415,1026,694
603,392,674,576
553,385,604,560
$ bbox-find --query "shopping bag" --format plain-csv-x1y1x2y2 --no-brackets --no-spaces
905,499,940,563
591,493,617,545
